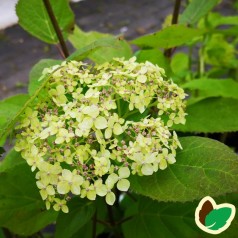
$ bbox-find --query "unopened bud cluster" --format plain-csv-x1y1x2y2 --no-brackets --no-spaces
15,57,186,213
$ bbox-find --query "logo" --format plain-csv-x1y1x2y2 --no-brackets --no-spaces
195,196,236,234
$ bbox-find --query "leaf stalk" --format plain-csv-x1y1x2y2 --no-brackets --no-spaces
42,0,69,58
164,0,182,58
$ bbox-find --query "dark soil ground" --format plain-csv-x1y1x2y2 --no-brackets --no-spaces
0,0,235,100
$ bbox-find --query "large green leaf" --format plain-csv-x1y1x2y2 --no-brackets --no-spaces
0,94,29,139
70,198,107,238
131,25,205,49
122,196,198,238
130,137,238,202
29,59,62,95
16,0,74,44
69,27,132,63
174,97,238,133
71,221,104,238
55,198,95,238
122,194,238,238
0,229,5,238
182,79,238,100
0,164,58,235
179,0,219,25
0,149,25,173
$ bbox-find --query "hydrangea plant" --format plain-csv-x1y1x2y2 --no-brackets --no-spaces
14,57,186,213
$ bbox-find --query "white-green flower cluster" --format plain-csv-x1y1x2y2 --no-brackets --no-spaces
15,57,186,213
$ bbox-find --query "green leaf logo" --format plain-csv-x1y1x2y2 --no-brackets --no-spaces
195,196,236,234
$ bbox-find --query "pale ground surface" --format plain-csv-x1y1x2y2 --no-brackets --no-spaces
0,0,235,99
0,0,18,29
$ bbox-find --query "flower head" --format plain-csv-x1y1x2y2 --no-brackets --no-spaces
15,57,186,212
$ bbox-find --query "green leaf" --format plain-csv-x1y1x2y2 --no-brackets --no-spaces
70,198,107,238
0,149,25,172
122,196,198,238
122,194,238,238
205,208,232,230
55,198,95,238
199,13,238,29
135,49,171,76
203,34,237,68
0,229,5,238
131,25,205,49
0,164,58,235
0,94,29,139
69,27,132,63
215,16,238,26
16,0,74,44
182,79,238,105
67,37,126,62
171,52,189,77
71,219,104,238
29,59,62,95
174,98,238,133
183,79,238,99
0,136,6,147
130,137,238,202
179,0,219,25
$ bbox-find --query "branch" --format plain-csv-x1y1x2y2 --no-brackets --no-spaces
96,219,111,227
106,204,116,227
116,216,133,225
164,0,182,58
43,0,69,58
171,0,182,25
